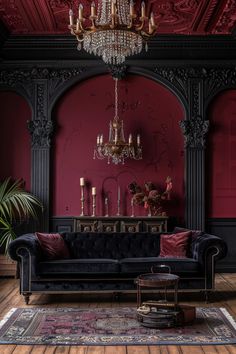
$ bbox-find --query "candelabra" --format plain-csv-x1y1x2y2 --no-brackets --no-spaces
80,177,85,216
92,187,96,217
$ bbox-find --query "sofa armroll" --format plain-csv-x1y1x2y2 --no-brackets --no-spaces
8,233,41,262
192,233,227,267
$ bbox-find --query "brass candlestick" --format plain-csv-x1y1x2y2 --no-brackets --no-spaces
80,185,85,216
117,186,120,216
80,177,85,216
105,197,109,217
92,187,96,217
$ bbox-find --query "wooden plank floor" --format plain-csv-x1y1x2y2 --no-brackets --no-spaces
0,274,236,353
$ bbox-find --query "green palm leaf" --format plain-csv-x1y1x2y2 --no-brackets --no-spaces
0,178,43,254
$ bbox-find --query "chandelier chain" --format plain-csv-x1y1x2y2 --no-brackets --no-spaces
115,78,118,119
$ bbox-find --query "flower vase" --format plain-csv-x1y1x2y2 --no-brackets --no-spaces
148,206,152,217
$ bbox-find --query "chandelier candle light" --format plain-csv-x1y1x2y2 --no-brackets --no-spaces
94,78,142,164
68,0,157,65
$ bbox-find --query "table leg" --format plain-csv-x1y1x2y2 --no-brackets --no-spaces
174,282,178,306
137,283,141,308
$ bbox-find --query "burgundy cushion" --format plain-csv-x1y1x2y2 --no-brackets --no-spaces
174,227,203,241
36,233,70,260
173,227,203,257
159,231,192,258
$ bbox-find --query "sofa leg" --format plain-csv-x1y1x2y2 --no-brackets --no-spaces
23,293,31,305
113,292,121,301
203,290,214,303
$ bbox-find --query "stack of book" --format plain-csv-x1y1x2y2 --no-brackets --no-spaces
137,301,196,328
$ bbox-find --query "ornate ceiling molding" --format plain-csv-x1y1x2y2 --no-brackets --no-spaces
0,0,235,35
214,0,236,34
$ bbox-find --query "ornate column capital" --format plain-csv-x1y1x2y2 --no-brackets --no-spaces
27,117,54,148
179,115,209,149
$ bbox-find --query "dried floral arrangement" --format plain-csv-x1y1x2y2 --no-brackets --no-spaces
128,177,172,216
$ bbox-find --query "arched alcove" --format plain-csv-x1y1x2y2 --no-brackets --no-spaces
51,74,185,219
0,91,31,190
206,89,236,218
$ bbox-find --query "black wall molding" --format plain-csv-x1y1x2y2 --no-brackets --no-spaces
206,218,236,272
0,62,236,233
2,34,236,60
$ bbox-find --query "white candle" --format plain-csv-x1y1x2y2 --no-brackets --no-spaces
111,0,116,14
92,187,96,195
97,135,100,145
137,134,140,146
80,177,85,186
149,19,152,34
141,1,145,17
130,0,134,15
118,186,120,201
100,134,103,144
79,4,83,20
69,9,74,25
150,12,155,26
91,1,96,16
128,134,132,144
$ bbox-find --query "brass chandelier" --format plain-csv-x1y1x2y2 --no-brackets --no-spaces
68,0,157,65
94,78,142,164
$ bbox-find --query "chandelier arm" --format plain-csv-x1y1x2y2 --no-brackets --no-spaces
75,35,85,42
135,18,147,32
89,17,97,29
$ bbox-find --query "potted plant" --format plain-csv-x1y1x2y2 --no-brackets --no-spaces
0,178,43,256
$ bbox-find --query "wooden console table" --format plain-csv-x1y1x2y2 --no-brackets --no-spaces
51,216,168,234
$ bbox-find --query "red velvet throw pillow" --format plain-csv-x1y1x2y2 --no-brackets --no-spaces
159,231,192,258
36,233,70,260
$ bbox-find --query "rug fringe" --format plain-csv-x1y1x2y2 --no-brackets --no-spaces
220,308,236,330
0,308,17,328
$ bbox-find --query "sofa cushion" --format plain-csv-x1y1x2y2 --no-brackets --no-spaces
159,231,192,258
174,227,203,256
36,233,70,260
120,257,200,274
37,259,119,275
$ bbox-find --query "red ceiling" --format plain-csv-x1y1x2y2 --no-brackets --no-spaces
0,0,235,35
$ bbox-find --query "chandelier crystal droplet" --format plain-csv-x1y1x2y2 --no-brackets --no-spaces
93,79,142,164
68,0,157,64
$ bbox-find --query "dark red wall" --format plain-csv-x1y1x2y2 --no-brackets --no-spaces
1,79,235,221
52,75,185,218
0,91,31,190
207,89,236,218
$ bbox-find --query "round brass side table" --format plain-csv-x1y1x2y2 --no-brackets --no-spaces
136,272,180,328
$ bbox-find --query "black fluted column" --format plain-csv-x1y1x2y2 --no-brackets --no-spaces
28,80,53,231
180,114,209,230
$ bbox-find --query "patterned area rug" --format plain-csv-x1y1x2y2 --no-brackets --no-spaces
0,307,236,345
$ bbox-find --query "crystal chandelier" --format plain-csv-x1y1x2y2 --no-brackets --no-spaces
94,78,142,164
68,0,157,65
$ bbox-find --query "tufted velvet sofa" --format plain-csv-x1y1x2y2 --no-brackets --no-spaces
8,231,227,304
